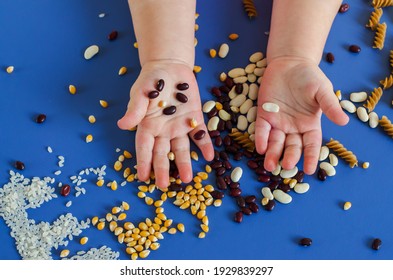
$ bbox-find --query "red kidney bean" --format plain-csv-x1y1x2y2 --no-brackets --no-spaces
163,106,177,115
245,195,256,204
193,130,206,140
371,238,382,250
147,90,159,99
224,175,232,185
317,168,327,181
216,176,227,190
223,135,232,146
225,146,237,154
249,202,259,213
236,196,246,208
234,211,243,223
299,237,312,246
225,120,233,130
219,85,230,94
211,87,222,97
219,151,229,161
175,92,188,103
207,107,218,118
264,199,275,211
14,161,25,170
258,174,270,183
224,77,234,88
235,83,243,94
209,130,220,138
108,30,118,40
278,182,290,193
211,190,225,199
247,160,258,169
255,167,268,175
349,44,361,53
216,167,226,176
223,160,232,170
326,52,335,63
241,207,252,215
229,188,242,197
217,119,225,131
243,150,253,158
168,183,184,192
214,150,220,161
270,175,281,182
233,152,243,161
210,161,223,170
36,114,46,123
267,181,279,191
177,83,189,91
294,170,305,183
229,182,240,189
339,3,349,13
60,184,71,196
214,136,223,147
156,79,165,91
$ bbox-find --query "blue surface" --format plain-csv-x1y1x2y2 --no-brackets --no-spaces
0,0,392,260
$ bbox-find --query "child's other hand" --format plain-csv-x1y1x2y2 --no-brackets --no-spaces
255,57,349,175
118,61,214,189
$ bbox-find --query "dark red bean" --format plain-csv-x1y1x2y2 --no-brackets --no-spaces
108,30,118,40
372,238,382,250
156,79,165,91
241,207,252,215
234,211,243,223
229,188,242,197
258,174,271,183
267,181,279,191
147,90,159,99
247,160,258,169
214,150,220,161
224,77,234,88
214,136,223,147
223,135,232,146
223,160,232,170
177,83,189,91
224,175,232,185
255,167,268,175
264,199,275,211
216,167,226,177
294,170,305,183
210,161,223,170
193,130,206,140
211,87,221,97
270,175,282,182
249,202,259,213
225,146,238,154
207,107,218,118
278,182,290,193
219,85,230,94
163,106,176,115
245,195,256,204
349,44,361,53
243,150,253,158
176,92,188,103
211,190,225,199
299,237,312,246
60,184,71,196
235,83,243,94
317,168,327,181
233,152,243,161
225,120,233,130
339,3,349,13
217,119,225,131
36,114,46,123
14,161,25,170
216,176,227,190
219,151,229,161
229,182,240,189
326,52,335,63
208,130,220,138
236,196,246,208
168,183,184,192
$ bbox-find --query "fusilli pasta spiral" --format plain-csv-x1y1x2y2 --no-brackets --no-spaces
363,87,383,112
379,116,393,138
243,0,257,19
229,129,255,152
390,50,393,70
366,8,383,30
326,138,358,168
372,0,393,8
380,74,393,89
373,22,387,50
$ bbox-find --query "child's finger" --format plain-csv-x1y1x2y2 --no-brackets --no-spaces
152,136,171,189
281,133,303,170
316,86,349,126
117,90,149,130
135,130,154,182
302,129,321,175
255,117,271,155
264,128,285,172
189,125,214,162
171,136,193,183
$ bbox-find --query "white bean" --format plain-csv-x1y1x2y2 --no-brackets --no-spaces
84,45,99,60
319,146,329,161
262,102,280,113
249,52,264,63
248,121,255,134
280,166,298,179
329,153,338,167
247,73,257,83
294,183,310,194
340,100,356,113
233,76,248,84
230,106,240,113
261,187,274,200
202,100,216,113
247,106,257,122
248,83,259,100
230,94,247,107
237,115,248,131
228,86,237,99
272,164,281,176
253,67,265,77
256,58,267,68
241,83,249,95
207,116,219,131
368,111,379,128
273,189,292,204
350,91,368,103
228,68,246,78
356,106,369,122
245,63,256,74
240,99,253,114
319,162,336,176
218,109,231,121
218,43,229,58
231,167,243,183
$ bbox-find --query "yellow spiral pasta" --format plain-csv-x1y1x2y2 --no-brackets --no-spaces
380,74,393,89
363,87,383,112
390,50,393,70
366,8,383,30
326,138,358,168
379,116,393,138
373,22,387,50
229,130,255,152
372,0,393,8
243,0,257,19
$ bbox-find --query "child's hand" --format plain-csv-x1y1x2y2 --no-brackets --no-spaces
255,57,349,175
118,61,214,189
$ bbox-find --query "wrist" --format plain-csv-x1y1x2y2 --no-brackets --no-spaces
141,58,194,72
267,55,319,67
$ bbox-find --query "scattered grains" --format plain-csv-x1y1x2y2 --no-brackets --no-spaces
69,85,76,94
80,236,89,245
118,66,127,75
99,100,108,108
299,237,312,246
372,238,382,250
343,201,352,210
6,66,14,73
86,134,93,143
60,249,70,258
209,49,217,58
88,115,96,124
193,65,202,73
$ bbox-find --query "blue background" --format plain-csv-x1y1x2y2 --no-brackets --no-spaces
0,0,392,260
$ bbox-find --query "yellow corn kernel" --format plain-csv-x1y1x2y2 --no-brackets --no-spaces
131,252,138,260
335,90,342,100
362,162,370,169
97,221,105,230
123,150,132,159
161,193,168,201
109,221,117,232
201,224,209,233
190,118,198,128
123,167,131,178
198,232,206,239
190,151,199,161
159,227,168,233
157,213,167,221
126,174,135,182
80,236,88,245
158,100,167,108
209,49,217,58
180,200,191,209
6,66,14,74
205,197,213,206
205,184,214,192
154,200,163,207
150,242,160,251
168,228,177,234
118,213,127,221
124,222,135,230
177,223,185,233
344,201,352,210
228,33,239,40
198,172,209,180
114,160,123,172
118,233,125,244
126,247,136,255
261,197,269,206
85,134,93,143
91,216,99,226
118,154,125,162
99,100,108,108
193,176,202,184
213,199,222,207
139,250,150,259
155,207,164,214
110,181,118,191
133,42,138,48
140,230,149,237
88,115,96,123
138,222,148,231
60,249,70,258
118,66,127,75
283,178,291,185
200,202,206,210
154,217,162,225
215,102,223,110
144,239,152,250
219,72,227,82
148,235,158,242
205,165,212,173
68,84,76,94
167,151,175,161
194,37,198,47
193,65,202,73
137,191,146,199
148,184,156,193
197,210,206,220
111,206,121,214
145,197,154,205
122,201,130,211
96,179,104,187
167,191,177,198
164,219,173,228
114,227,124,236
106,213,113,222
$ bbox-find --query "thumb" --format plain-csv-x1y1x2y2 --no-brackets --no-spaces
316,87,349,126
117,91,149,130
